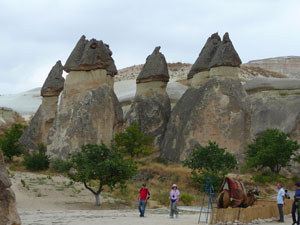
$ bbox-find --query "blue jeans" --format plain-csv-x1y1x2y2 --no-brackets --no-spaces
138,200,147,216
278,204,284,222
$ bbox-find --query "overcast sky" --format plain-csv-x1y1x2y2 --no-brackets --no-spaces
1,0,300,94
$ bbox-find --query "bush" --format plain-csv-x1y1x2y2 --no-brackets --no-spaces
23,144,49,171
155,191,170,206
180,192,194,205
252,170,286,184
0,123,26,161
49,158,72,173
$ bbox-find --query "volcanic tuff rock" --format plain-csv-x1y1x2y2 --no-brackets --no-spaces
64,35,117,76
41,61,65,97
47,85,123,158
187,33,221,79
0,151,21,225
246,56,300,79
136,46,169,83
209,32,242,68
244,78,300,136
161,78,252,162
19,61,65,151
125,47,171,147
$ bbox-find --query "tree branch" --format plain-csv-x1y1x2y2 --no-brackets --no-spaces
83,181,97,195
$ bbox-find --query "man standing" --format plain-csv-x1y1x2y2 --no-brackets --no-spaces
277,183,285,222
138,183,150,217
292,183,300,225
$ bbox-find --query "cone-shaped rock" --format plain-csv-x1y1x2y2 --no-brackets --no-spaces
125,47,171,148
47,37,123,158
0,151,21,225
20,61,65,152
64,35,117,76
209,32,242,68
160,78,252,162
136,46,169,83
41,61,65,97
187,33,221,79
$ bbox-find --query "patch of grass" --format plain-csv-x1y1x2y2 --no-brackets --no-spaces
180,192,194,206
252,170,288,184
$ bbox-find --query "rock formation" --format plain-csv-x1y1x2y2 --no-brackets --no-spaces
125,47,171,147
187,32,242,88
161,78,252,162
47,36,123,158
209,32,242,78
187,33,221,87
0,107,25,136
246,56,300,79
19,61,64,151
244,77,300,136
0,151,21,225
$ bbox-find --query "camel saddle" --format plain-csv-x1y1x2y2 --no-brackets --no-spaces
218,177,246,207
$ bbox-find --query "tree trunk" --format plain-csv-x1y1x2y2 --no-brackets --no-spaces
94,194,100,206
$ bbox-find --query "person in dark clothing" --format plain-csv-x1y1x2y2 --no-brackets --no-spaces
292,183,300,225
138,183,150,217
285,190,291,199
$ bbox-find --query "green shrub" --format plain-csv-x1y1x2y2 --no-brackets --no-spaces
49,158,72,173
23,144,49,171
252,170,286,184
0,123,26,161
153,157,169,165
180,192,194,205
156,191,170,206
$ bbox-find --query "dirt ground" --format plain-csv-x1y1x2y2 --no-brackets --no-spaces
10,171,295,225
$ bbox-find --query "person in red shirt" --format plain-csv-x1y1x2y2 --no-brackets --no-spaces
138,183,150,217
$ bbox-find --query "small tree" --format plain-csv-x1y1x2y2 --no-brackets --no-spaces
0,123,26,161
245,129,299,173
69,143,137,206
184,141,237,189
114,124,154,157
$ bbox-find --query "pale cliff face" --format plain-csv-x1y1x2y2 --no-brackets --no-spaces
246,56,300,78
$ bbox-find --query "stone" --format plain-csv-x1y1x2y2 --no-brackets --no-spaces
244,77,300,94
125,47,171,148
209,32,242,68
244,78,300,136
136,46,169,83
246,56,300,79
19,96,59,151
19,61,65,151
0,151,21,225
64,35,117,76
41,60,65,97
160,78,252,162
47,85,123,158
187,33,221,79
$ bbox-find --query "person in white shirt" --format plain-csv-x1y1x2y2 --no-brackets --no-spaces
277,183,285,222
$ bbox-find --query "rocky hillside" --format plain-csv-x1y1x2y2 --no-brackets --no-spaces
117,62,287,82
246,56,300,78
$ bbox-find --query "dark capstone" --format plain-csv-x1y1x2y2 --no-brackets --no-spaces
41,61,65,97
187,33,221,79
209,32,242,68
136,46,169,83
64,35,117,76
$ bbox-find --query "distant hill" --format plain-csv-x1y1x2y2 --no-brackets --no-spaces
246,56,300,78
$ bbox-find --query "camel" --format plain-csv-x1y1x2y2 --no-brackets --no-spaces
217,177,258,208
